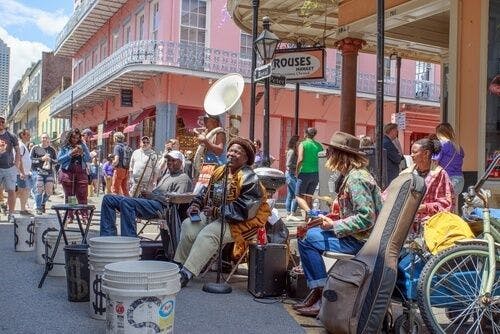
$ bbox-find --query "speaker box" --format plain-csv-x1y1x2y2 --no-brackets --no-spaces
247,243,288,298
140,240,166,261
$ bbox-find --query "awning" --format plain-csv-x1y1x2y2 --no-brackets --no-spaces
123,107,156,133
91,131,113,141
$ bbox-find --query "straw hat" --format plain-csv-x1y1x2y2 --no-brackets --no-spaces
322,131,366,156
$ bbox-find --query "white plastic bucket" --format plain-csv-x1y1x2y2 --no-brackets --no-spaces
34,215,59,264
88,236,141,320
14,216,35,252
103,261,180,334
46,231,81,277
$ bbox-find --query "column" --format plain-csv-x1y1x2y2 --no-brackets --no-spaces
154,102,177,153
335,37,365,134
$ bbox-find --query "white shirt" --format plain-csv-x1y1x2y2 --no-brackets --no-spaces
130,148,157,179
14,141,31,174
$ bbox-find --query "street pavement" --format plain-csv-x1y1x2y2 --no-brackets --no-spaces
0,191,316,334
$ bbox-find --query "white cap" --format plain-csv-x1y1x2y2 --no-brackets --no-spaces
166,150,184,161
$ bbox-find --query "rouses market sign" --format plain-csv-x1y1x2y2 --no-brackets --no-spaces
272,47,325,82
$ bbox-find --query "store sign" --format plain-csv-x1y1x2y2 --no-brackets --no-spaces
97,123,104,146
272,47,325,81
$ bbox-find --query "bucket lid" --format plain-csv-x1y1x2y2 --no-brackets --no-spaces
88,236,140,246
88,250,142,258
102,276,178,290
104,261,179,278
102,282,180,297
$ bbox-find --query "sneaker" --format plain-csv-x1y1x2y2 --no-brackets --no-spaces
179,271,190,288
287,214,301,222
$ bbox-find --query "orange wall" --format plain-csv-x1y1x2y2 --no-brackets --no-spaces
339,0,409,26
456,0,481,171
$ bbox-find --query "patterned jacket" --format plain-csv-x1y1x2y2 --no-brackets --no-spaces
192,165,271,258
333,168,383,241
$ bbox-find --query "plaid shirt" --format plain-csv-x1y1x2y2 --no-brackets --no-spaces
416,165,454,223
333,168,383,240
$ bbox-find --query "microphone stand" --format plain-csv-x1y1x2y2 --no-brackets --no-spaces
202,160,232,294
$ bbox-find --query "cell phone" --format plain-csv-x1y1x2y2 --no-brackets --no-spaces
190,212,201,223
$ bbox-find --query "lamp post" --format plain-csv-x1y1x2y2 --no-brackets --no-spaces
254,16,279,167
390,53,401,114
249,0,259,141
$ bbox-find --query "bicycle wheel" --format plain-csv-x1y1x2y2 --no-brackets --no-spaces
417,243,500,333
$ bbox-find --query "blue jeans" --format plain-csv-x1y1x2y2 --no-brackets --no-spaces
100,194,164,237
285,171,298,213
35,173,54,209
298,227,364,288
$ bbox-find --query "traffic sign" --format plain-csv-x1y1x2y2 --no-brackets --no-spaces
270,75,286,86
254,64,272,81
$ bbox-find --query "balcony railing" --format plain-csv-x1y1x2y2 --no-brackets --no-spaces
55,0,96,51
13,75,40,116
52,40,440,115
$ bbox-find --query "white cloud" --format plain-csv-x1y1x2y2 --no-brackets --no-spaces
0,26,50,91
0,0,69,37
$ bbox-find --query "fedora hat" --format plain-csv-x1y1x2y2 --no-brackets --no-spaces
322,131,366,156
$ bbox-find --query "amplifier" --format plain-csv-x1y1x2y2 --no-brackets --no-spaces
248,243,288,298
140,240,166,261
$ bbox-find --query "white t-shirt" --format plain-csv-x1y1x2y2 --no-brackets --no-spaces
14,141,31,174
130,148,157,179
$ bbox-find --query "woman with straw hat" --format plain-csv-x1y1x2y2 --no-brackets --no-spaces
293,131,383,317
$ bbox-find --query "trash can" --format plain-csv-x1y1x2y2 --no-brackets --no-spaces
64,244,90,302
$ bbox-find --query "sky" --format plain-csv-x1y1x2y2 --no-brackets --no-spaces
0,0,73,91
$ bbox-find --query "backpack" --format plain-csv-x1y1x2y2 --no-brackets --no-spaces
121,144,134,169
424,212,475,255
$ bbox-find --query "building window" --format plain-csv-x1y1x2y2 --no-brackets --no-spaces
136,10,145,40
150,1,160,41
415,61,432,99
240,32,252,60
112,30,120,52
180,0,207,46
85,55,91,73
384,57,392,78
334,52,342,87
100,41,107,60
123,21,132,44
92,48,99,67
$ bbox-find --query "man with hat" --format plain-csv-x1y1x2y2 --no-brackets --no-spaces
129,136,158,196
174,137,271,288
100,150,192,237
0,115,23,219
292,131,383,317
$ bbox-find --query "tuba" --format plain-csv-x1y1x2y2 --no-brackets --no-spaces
193,73,245,178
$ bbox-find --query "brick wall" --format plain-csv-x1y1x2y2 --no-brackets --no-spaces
41,52,72,101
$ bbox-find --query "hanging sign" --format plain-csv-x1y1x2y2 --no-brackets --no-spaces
272,47,325,82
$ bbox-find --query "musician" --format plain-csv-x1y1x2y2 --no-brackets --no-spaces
174,137,270,288
193,114,226,183
129,136,158,196
293,131,383,317
100,150,191,237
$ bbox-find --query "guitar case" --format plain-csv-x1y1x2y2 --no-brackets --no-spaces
319,172,426,334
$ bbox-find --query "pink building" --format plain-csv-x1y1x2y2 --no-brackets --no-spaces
52,0,441,171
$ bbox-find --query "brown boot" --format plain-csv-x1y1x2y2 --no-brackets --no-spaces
296,297,321,317
291,288,322,310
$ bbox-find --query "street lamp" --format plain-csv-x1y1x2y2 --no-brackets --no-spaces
254,16,279,167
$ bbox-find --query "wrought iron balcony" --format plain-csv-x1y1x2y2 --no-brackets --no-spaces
54,0,127,57
51,40,440,118
12,75,40,121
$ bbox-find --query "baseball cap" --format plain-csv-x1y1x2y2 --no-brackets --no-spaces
166,150,185,161
141,135,150,141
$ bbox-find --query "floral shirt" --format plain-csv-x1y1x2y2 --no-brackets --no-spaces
333,168,383,241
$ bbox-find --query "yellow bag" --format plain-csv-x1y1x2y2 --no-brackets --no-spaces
424,212,475,255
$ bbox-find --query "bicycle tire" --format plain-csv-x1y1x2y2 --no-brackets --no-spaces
417,243,499,333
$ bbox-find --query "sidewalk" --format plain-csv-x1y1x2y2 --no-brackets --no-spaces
0,192,321,334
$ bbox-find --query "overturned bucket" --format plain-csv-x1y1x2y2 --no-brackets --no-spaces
14,216,35,252
46,230,81,277
65,244,90,302
103,261,180,334
35,215,59,264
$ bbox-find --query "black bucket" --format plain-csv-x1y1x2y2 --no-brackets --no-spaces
64,244,90,302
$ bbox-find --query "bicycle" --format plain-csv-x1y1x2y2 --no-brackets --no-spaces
417,154,500,333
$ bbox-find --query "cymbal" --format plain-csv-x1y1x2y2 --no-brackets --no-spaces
303,194,335,203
